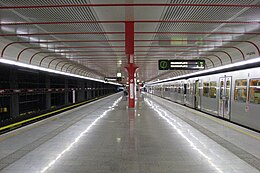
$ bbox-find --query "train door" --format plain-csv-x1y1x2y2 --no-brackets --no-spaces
218,76,232,119
194,80,201,109
183,83,187,103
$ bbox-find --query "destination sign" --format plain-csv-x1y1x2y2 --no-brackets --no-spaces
158,60,205,70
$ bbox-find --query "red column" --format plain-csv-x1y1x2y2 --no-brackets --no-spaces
126,61,138,108
125,22,137,108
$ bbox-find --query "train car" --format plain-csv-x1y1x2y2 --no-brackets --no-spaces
160,80,187,104
146,67,260,131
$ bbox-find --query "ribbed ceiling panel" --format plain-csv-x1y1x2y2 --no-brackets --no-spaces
0,0,259,81
0,0,115,78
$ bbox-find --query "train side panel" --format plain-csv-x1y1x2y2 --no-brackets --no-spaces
230,68,260,130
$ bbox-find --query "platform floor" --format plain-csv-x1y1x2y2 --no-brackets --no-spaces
0,92,260,173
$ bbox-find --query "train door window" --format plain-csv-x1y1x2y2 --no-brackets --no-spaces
195,81,200,96
203,82,209,97
183,84,187,94
226,79,231,100
220,80,224,97
209,81,217,98
234,79,247,103
190,82,194,94
181,83,184,94
249,79,260,104
186,83,190,94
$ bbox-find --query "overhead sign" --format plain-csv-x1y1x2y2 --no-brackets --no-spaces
104,77,122,82
158,60,205,70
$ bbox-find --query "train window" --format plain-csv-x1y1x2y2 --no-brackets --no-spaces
203,82,209,97
174,85,177,92
209,81,217,98
165,85,169,91
249,79,260,104
178,85,181,93
234,79,247,103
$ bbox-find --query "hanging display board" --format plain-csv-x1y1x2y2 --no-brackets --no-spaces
158,60,205,70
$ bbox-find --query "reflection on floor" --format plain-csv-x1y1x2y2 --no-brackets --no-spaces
0,92,259,173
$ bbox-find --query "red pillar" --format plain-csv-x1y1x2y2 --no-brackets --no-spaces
125,22,137,108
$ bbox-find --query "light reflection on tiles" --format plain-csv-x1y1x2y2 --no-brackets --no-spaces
144,98,224,173
40,97,122,173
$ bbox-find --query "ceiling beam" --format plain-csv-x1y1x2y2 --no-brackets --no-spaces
0,3,259,9
1,20,260,25
1,31,259,37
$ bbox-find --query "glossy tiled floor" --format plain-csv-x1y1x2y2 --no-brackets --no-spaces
0,92,259,173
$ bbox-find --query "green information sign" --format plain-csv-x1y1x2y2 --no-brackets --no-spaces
158,60,205,70
158,60,169,70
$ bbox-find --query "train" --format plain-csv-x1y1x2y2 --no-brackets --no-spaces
145,67,260,131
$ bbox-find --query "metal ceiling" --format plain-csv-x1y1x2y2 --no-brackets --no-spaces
0,0,259,82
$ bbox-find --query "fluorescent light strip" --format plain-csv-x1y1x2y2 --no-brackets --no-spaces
0,59,121,86
147,57,260,86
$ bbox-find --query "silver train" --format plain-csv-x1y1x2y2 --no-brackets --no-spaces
146,67,260,131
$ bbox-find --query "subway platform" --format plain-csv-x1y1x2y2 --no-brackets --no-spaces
0,92,259,173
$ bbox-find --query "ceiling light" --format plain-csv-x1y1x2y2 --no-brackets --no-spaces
1,26,15,32
116,72,122,77
30,37,39,42
16,30,28,34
